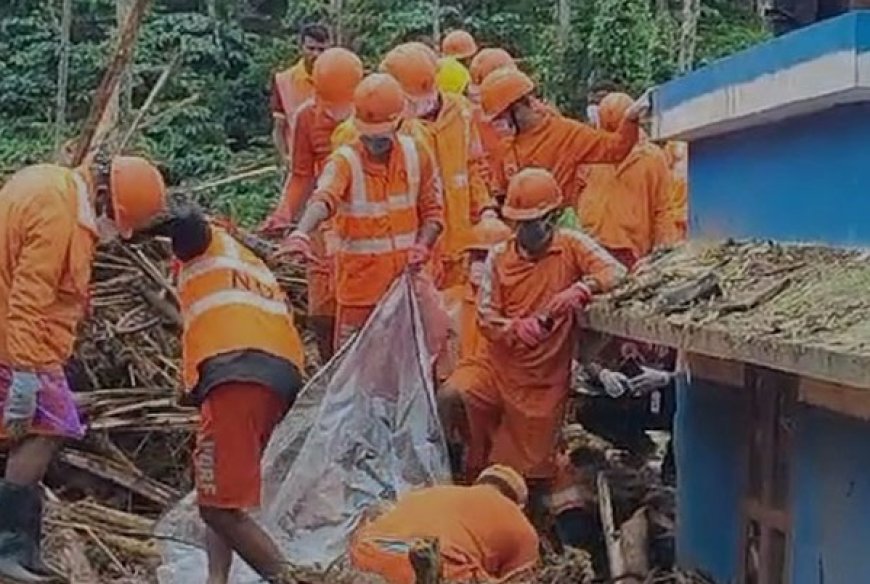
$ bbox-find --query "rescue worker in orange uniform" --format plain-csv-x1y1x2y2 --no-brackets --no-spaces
480,68,649,210
441,30,478,66
0,154,166,583
664,141,689,239
381,43,496,289
576,92,680,269
437,168,626,548
270,23,332,167
152,202,306,584
262,47,364,362
350,465,539,584
279,73,445,348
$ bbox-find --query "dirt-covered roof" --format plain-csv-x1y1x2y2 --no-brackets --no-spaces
583,240,870,389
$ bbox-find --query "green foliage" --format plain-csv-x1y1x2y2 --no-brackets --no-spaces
0,0,768,225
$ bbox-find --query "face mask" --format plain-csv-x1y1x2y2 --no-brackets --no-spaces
96,213,120,244
491,115,516,138
469,261,486,287
586,104,600,128
516,215,555,256
467,85,481,105
324,104,353,122
412,93,439,118
361,134,394,158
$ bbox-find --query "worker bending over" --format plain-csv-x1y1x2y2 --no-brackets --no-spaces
263,47,365,362
281,73,444,348
156,204,306,584
350,465,539,583
438,168,626,546
381,43,495,289
577,92,680,268
270,23,332,166
0,154,166,582
480,68,649,209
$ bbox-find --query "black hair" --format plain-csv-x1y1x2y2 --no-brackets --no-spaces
300,23,331,44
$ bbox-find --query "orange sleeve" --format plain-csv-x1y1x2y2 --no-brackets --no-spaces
309,153,353,219
476,245,512,343
7,191,76,369
416,142,446,227
562,229,627,293
467,119,495,219
563,116,639,165
648,152,680,249
272,109,316,222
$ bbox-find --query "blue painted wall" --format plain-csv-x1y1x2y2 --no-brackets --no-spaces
689,102,870,245
791,405,870,584
675,378,747,583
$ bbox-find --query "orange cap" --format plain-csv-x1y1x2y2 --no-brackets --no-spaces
480,67,534,120
380,43,438,100
598,92,634,132
353,73,405,136
465,217,512,252
502,167,562,221
313,47,364,107
476,465,528,507
441,30,478,60
110,156,167,238
469,48,516,87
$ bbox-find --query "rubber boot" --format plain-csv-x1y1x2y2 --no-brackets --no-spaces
24,488,61,579
0,479,56,583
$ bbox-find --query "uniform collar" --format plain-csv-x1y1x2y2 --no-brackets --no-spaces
72,170,98,236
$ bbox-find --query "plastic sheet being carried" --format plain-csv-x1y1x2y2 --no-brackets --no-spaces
155,274,451,583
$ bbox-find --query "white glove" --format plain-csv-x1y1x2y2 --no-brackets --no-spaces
599,369,630,398
628,366,673,396
625,89,653,122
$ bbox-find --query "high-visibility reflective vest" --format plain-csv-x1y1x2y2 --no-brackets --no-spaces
178,226,305,391
332,135,422,306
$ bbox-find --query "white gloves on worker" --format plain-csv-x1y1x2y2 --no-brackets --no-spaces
599,369,631,398
628,366,673,396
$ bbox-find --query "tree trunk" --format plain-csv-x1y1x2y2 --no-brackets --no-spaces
557,0,572,46
677,0,700,73
433,0,440,46
55,0,72,159
116,0,133,129
331,0,343,44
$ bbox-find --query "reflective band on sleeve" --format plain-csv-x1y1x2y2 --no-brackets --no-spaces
398,136,420,201
178,256,278,289
339,231,416,254
185,290,289,324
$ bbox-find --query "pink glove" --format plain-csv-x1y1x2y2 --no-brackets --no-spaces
546,282,593,315
276,231,316,262
407,243,431,270
509,317,546,347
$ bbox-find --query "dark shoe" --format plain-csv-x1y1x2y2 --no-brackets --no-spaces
0,479,56,583
24,488,61,578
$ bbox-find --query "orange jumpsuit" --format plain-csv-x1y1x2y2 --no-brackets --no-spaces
350,485,539,584
447,230,626,481
665,141,689,239
0,165,97,440
269,101,345,318
270,59,315,156
497,113,639,210
577,142,679,267
311,135,444,347
409,95,493,289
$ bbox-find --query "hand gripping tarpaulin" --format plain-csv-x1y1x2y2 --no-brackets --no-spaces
155,274,451,582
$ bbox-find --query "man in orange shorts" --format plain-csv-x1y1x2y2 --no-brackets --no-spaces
437,168,626,548
350,464,539,583
159,203,306,584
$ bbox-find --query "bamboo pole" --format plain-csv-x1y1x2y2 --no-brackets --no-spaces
54,0,72,157
117,54,180,152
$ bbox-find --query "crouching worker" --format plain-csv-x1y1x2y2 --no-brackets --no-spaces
0,154,166,582
350,465,539,583
154,204,306,584
437,168,626,547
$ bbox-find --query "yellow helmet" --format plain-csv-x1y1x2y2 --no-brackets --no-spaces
435,57,471,95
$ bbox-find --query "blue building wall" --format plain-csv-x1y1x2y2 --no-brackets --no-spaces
690,103,870,245
791,405,870,583
675,378,747,583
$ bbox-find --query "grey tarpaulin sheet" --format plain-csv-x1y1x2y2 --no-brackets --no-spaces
155,274,451,582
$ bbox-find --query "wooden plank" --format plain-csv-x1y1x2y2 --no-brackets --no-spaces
582,306,870,391
799,377,870,421
687,353,745,389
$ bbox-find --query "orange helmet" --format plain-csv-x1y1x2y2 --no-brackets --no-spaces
480,67,534,120
407,41,439,68
313,47,364,107
110,156,167,238
469,48,516,87
476,464,528,507
353,73,405,136
441,30,478,60
598,92,634,132
465,217,512,252
502,167,562,221
380,43,438,100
